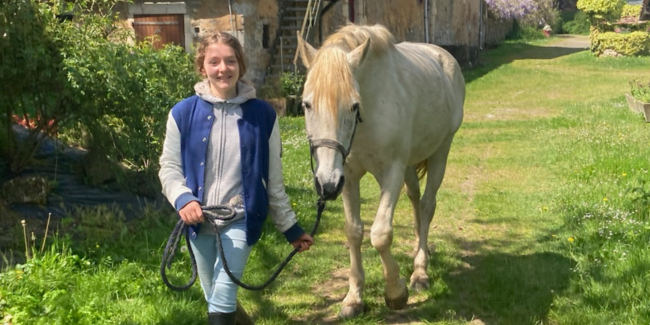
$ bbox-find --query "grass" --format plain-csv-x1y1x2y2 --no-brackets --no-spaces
2,37,650,324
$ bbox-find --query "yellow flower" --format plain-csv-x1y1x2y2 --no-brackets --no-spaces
603,197,608,202
568,237,574,243
622,172,627,177
292,202,296,206
543,207,548,211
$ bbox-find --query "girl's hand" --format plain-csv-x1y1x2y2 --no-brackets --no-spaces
291,233,314,252
179,201,204,225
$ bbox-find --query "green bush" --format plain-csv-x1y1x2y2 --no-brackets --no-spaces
561,11,592,35
629,78,650,102
577,0,626,22
506,19,546,41
279,71,304,97
0,0,68,172
0,0,199,194
589,29,650,56
620,4,641,19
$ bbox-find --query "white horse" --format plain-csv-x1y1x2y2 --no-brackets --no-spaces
297,24,465,318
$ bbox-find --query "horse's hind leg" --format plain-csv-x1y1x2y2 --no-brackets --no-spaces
404,165,421,249
410,138,454,292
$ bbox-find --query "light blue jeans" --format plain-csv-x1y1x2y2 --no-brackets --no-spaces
190,218,252,313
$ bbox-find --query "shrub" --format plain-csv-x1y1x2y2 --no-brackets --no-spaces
577,0,625,23
629,78,650,103
620,4,642,19
0,0,198,194
561,10,592,35
507,19,546,40
589,29,650,56
0,0,68,172
280,71,304,97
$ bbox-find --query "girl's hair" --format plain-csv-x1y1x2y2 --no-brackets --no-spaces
195,32,247,79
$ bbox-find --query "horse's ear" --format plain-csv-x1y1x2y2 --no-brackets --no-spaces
296,31,317,69
347,38,371,70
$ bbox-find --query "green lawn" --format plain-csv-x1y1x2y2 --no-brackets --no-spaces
2,37,650,325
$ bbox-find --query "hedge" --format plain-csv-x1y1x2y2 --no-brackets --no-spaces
589,29,650,56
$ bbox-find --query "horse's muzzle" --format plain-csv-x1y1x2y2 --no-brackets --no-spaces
315,175,345,201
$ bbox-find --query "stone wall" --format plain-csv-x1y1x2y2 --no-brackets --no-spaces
484,17,513,47
117,0,280,89
319,0,482,66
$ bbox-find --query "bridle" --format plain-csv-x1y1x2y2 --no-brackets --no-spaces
308,109,363,174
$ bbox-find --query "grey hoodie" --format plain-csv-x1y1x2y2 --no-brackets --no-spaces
195,79,256,226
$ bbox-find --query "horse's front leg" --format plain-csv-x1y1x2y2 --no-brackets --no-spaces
339,168,366,319
371,164,409,310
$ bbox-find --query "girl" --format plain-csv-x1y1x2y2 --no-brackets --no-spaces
159,31,314,325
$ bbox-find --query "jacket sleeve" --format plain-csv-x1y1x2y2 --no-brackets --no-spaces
267,118,305,243
158,110,199,211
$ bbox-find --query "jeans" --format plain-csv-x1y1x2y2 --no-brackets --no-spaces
189,218,252,313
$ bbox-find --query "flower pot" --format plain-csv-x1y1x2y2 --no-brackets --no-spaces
625,93,650,122
643,103,650,123
266,98,286,117
625,93,642,113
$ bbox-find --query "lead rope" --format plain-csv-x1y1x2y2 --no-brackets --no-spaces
161,200,326,291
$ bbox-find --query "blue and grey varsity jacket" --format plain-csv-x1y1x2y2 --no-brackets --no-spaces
158,88,304,246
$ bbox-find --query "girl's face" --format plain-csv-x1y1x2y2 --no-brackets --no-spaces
202,42,240,99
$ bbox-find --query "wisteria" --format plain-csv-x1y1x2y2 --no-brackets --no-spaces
486,0,539,20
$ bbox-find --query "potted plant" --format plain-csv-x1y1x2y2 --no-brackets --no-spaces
280,71,304,117
626,79,650,122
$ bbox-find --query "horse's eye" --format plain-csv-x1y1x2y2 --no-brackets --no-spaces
303,102,312,110
352,103,360,111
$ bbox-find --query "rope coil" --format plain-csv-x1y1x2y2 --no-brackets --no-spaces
161,200,325,291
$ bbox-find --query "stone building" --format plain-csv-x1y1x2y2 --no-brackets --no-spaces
117,1,513,89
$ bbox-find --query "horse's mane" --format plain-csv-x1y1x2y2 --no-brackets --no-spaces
322,24,395,54
307,24,395,120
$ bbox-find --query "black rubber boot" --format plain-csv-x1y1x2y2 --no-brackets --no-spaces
235,301,255,325
208,312,236,325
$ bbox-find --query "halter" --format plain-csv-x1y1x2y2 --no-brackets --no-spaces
308,109,363,175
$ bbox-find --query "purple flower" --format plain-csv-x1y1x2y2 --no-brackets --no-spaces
486,0,539,20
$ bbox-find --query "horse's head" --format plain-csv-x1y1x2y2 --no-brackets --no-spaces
297,32,371,201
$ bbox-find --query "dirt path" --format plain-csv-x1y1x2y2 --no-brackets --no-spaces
550,34,590,49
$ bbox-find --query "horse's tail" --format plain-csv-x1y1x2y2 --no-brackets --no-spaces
415,159,428,181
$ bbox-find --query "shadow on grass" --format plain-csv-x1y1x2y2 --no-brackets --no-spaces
435,252,572,324
465,42,588,84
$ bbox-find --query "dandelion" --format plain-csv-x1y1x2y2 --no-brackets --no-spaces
568,237,574,242
603,197,608,202
622,172,627,177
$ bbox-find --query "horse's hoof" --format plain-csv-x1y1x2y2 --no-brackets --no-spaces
339,303,365,319
409,274,430,292
385,287,409,310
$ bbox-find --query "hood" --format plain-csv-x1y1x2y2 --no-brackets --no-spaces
194,79,256,105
